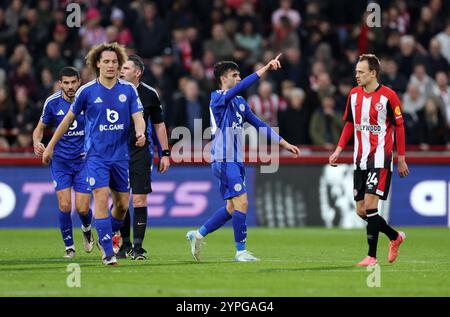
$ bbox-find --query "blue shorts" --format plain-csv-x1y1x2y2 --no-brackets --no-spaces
50,159,91,193
212,162,247,200
85,160,130,192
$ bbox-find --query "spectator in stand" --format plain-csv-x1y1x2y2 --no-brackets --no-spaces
79,65,94,85
425,38,449,78
105,25,119,43
417,96,448,150
9,60,38,101
161,47,187,96
148,56,175,116
414,6,441,50
234,20,263,64
4,0,26,38
79,7,107,47
38,68,54,102
110,7,133,47
171,78,209,134
8,44,32,70
12,126,32,150
190,60,214,94
37,42,67,81
279,47,308,89
278,88,310,145
408,62,435,101
435,20,450,63
13,86,38,134
380,57,408,94
335,78,353,114
0,136,9,151
249,80,286,126
402,83,426,121
52,24,75,65
0,8,15,44
204,23,235,61
433,71,450,134
315,72,336,102
308,61,326,92
395,35,421,78
268,15,299,51
134,1,169,59
0,86,15,146
272,0,301,29
172,27,193,72
309,95,344,150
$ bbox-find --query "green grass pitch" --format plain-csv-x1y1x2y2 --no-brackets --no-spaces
0,227,449,296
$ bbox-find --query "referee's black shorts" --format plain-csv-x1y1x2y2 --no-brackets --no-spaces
129,146,152,194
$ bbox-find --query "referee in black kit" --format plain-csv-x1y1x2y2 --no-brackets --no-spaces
117,54,170,260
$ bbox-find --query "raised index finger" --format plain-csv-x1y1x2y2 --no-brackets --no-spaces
275,53,282,61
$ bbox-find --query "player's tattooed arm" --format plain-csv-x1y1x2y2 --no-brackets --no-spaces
32,121,47,157
42,111,76,164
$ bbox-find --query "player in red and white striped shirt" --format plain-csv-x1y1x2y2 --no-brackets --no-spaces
329,54,409,266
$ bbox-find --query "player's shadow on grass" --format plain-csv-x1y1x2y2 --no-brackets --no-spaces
257,265,356,273
114,260,234,268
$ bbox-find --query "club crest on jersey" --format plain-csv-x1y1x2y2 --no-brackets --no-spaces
119,94,127,102
375,102,384,111
239,103,245,112
234,183,243,192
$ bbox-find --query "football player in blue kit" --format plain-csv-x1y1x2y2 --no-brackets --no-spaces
42,43,146,265
33,66,94,259
186,54,300,262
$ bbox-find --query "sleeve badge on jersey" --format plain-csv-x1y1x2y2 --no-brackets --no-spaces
394,106,402,116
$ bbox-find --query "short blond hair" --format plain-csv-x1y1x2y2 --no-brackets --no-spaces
85,42,128,77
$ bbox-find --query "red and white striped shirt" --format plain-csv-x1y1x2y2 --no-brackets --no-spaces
248,93,286,126
343,85,404,170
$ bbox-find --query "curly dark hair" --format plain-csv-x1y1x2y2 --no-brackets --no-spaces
85,42,128,77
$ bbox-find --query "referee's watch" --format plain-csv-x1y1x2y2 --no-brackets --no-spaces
161,149,171,157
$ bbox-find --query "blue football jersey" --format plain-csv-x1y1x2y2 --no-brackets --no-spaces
41,91,85,161
70,79,143,161
209,90,253,163
209,73,281,163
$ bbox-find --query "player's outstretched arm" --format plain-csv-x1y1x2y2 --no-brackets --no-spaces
256,53,282,77
32,121,47,157
225,53,282,103
280,139,300,157
132,112,146,147
42,110,76,165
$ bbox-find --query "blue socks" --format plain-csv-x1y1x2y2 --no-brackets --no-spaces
59,211,73,248
78,209,92,228
199,207,232,237
197,207,248,252
95,217,114,257
110,214,124,233
232,210,247,252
